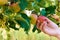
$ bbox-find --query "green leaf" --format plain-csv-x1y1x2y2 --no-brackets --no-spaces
14,0,18,2
36,0,41,2
19,0,28,10
5,9,12,15
34,5,40,13
40,9,46,16
15,13,30,34
32,24,41,33
8,19,19,30
26,2,33,10
20,13,30,23
45,6,56,15
37,0,46,7
3,6,12,15
15,20,30,33
0,14,3,19
9,0,18,3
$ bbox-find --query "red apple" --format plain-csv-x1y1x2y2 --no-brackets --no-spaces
36,16,47,28
38,16,47,23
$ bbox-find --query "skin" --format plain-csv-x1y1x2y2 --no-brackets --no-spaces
31,14,60,40
37,17,60,40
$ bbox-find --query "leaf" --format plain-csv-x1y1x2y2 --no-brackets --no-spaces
36,0,41,2
5,9,12,15
14,0,18,2
40,9,46,16
20,13,30,23
26,2,33,10
3,6,12,15
37,0,46,7
9,0,18,3
0,13,3,19
15,20,30,34
32,2,40,12
32,24,41,33
15,13,30,34
34,5,40,13
45,6,56,15
19,0,28,10
8,19,19,30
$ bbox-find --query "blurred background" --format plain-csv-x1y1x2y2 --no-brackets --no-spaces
0,0,60,40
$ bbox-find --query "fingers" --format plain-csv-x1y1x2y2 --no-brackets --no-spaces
37,16,58,31
41,22,54,36
42,22,49,34
39,21,47,31
36,20,41,29
45,18,58,28
45,17,52,23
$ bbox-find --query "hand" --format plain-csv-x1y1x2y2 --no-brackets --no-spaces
37,16,59,36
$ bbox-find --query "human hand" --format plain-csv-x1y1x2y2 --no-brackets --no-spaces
36,16,59,36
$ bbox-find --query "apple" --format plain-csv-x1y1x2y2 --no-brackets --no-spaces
9,3,20,13
30,14,38,24
0,0,8,5
36,16,47,28
37,16,47,23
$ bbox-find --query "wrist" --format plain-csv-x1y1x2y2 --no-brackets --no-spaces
56,28,60,40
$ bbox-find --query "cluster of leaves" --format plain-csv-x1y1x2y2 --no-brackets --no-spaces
0,0,59,34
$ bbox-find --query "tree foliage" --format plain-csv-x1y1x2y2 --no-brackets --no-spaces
0,0,59,34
